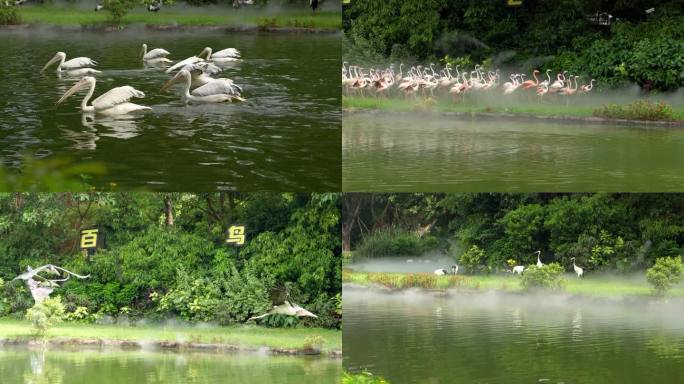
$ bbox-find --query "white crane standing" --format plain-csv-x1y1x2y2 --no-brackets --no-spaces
434,265,458,276
536,250,543,267
570,257,584,277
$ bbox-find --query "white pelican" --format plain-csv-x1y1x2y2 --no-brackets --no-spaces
56,76,151,115
165,56,204,74
161,69,244,104
182,61,222,87
41,52,100,76
141,43,171,64
198,47,241,62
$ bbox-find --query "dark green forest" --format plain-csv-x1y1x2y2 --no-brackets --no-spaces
343,193,684,272
343,0,684,90
0,193,341,329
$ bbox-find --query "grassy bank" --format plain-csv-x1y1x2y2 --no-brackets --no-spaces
343,96,684,122
16,6,340,29
0,319,341,351
343,270,684,297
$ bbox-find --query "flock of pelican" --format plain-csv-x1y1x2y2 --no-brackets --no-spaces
41,44,245,116
342,62,596,101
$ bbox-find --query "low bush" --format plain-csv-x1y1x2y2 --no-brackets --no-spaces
646,256,684,297
102,0,136,25
26,297,66,337
593,100,673,121
0,3,20,25
519,263,566,291
458,245,487,273
355,230,439,258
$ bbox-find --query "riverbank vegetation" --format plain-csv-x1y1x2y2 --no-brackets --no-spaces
344,0,684,92
343,193,684,296
0,193,341,330
343,96,684,122
343,270,684,298
0,318,341,351
343,371,391,384
7,4,340,29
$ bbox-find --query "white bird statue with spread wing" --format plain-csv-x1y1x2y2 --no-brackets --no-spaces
41,52,101,77
248,301,318,321
13,264,90,304
57,76,151,115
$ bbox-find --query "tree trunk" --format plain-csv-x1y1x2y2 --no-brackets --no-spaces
164,194,174,226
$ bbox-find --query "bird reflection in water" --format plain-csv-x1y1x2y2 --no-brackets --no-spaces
60,115,143,150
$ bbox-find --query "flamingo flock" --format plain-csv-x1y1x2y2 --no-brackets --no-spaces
342,62,596,102
42,43,245,115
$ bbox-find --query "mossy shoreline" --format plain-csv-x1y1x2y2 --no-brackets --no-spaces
3,6,341,31
0,320,341,357
343,270,684,298
0,337,342,357
344,107,684,128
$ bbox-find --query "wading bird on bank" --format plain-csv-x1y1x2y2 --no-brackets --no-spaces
434,265,458,275
161,69,245,104
141,44,172,64
536,250,543,267
198,47,241,62
512,265,525,275
147,0,161,12
570,257,584,277
41,52,100,77
56,77,151,115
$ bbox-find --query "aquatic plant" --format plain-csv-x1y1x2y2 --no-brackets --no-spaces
343,371,391,384
646,256,684,297
593,100,673,121
26,297,65,337
519,263,566,291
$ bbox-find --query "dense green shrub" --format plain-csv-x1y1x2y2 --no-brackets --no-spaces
646,256,684,297
0,3,19,25
519,263,565,291
355,230,438,258
593,100,674,121
26,297,65,337
458,245,487,273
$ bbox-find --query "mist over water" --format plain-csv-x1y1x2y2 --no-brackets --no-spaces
344,287,684,384
347,253,456,273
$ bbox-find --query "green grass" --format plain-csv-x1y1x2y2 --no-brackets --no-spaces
343,96,684,121
0,319,341,351
344,270,684,298
18,6,340,29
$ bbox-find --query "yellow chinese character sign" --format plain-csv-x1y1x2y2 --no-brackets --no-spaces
226,225,246,246
80,228,99,249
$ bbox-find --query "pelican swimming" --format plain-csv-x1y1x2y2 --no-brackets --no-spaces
182,61,222,87
161,69,244,104
140,43,171,64
165,56,204,74
41,52,100,77
198,47,241,62
56,76,151,115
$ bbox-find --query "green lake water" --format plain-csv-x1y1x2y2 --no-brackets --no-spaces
343,287,684,384
0,29,341,191
0,347,341,383
343,111,684,191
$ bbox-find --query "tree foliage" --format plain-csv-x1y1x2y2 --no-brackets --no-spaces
0,193,341,329
346,193,684,274
646,256,684,296
344,0,684,90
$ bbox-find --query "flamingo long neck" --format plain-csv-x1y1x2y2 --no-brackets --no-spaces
533,71,539,84
82,81,96,112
